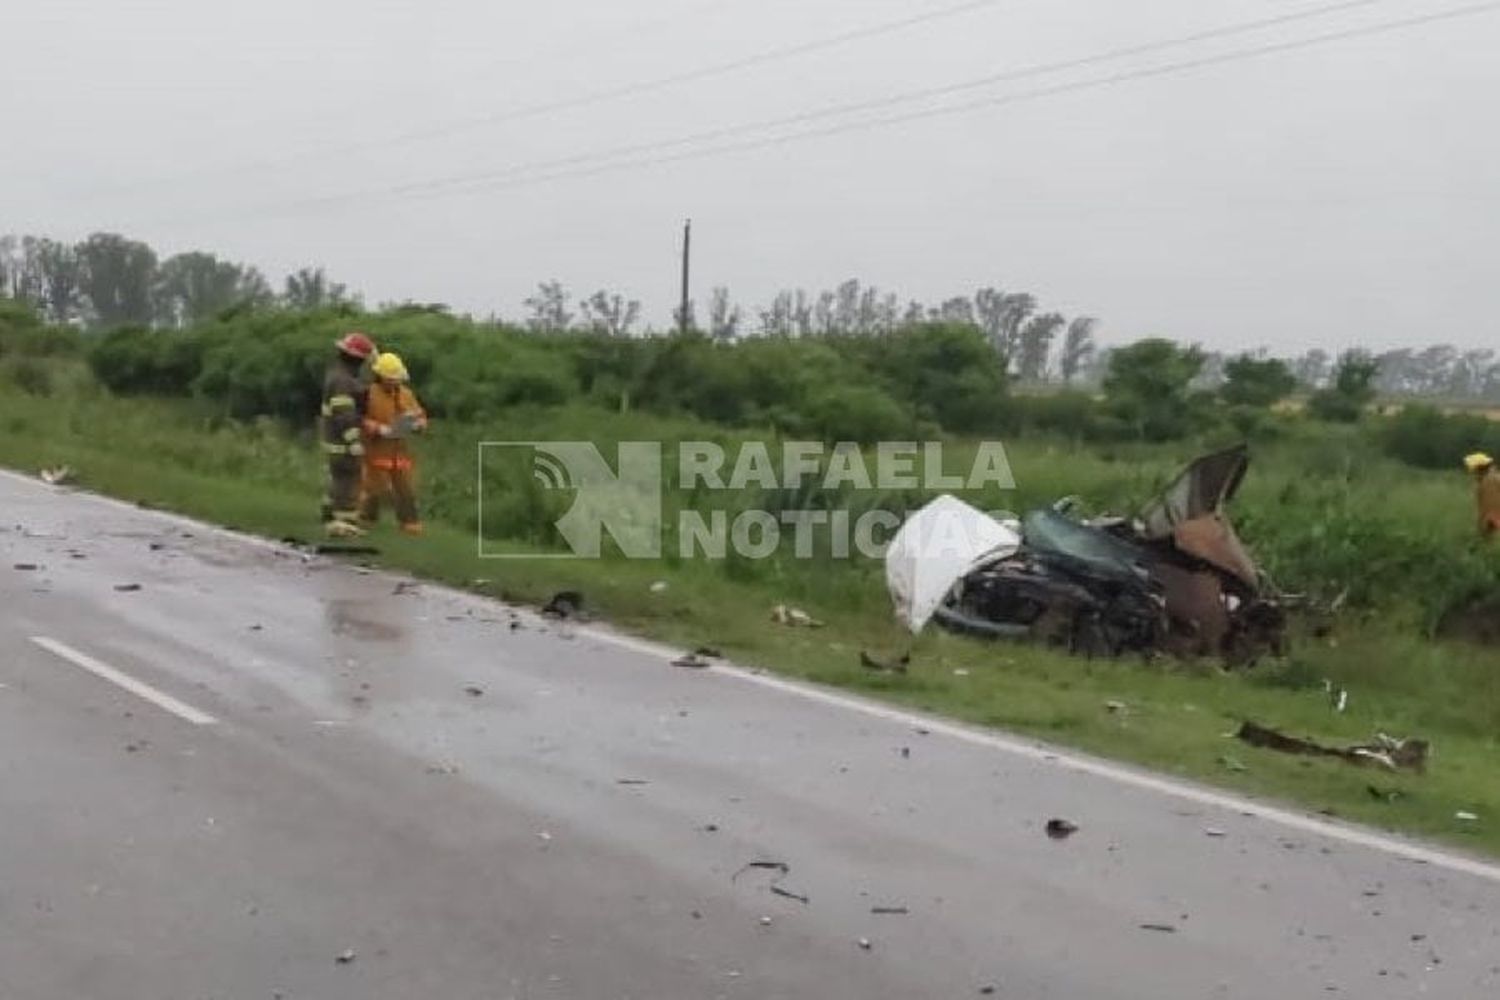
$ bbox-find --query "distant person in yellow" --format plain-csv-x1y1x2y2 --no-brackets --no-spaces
360,353,428,536
1464,452,1500,538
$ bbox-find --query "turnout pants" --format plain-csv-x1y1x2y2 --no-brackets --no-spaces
360,463,420,527
322,455,363,524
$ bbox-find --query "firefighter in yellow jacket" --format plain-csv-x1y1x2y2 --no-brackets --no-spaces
360,353,429,535
1465,452,1500,538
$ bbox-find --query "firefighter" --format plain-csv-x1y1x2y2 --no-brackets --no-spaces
359,352,428,535
1465,452,1500,538
320,332,376,538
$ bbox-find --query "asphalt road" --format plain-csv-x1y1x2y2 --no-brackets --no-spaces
1,470,1497,1000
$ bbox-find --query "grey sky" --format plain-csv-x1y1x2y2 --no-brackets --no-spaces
4,0,1497,352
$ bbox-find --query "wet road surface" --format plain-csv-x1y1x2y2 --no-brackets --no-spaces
2,470,1498,999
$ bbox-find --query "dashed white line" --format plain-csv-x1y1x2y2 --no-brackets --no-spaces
30,636,218,726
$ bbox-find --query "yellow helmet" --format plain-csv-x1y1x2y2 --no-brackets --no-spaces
1464,452,1493,473
372,352,409,382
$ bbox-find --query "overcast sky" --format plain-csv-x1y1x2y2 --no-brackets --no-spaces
4,0,1497,351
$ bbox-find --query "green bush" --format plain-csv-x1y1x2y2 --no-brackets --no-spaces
1380,404,1500,470
2,358,53,396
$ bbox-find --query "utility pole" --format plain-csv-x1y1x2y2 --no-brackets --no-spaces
678,218,692,336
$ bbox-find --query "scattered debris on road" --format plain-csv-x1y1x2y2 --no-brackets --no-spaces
1237,721,1428,773
616,778,650,786
392,581,420,596
857,937,873,951
1204,828,1227,838
542,590,584,619
860,650,909,674
462,685,484,697
39,465,74,486
1045,818,1079,841
13,563,38,571
1138,923,1177,934
113,583,142,592
672,653,712,669
770,604,823,628
335,949,357,965
733,860,810,904
871,906,910,915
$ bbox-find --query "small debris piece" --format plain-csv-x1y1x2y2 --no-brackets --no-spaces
425,762,460,775
148,542,165,551
702,823,719,833
542,591,583,619
616,779,650,786
672,653,712,669
40,466,73,486
537,830,553,842
980,988,997,996
759,916,773,926
312,544,381,556
392,581,420,596
1139,923,1177,933
114,583,143,592
900,747,911,759
860,650,909,674
249,624,263,631
1236,721,1428,773
650,581,669,594
857,937,873,951
13,563,38,571
770,604,824,628
1204,828,1227,838
1456,811,1479,822
1106,700,1128,714
871,906,909,915
693,646,723,659
463,685,484,697
953,668,970,677
733,861,790,881
1045,818,1079,841
335,949,357,965
770,885,810,905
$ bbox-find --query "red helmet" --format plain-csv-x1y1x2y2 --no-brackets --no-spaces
335,332,376,360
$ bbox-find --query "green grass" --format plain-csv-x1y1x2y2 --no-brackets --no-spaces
3,380,1498,857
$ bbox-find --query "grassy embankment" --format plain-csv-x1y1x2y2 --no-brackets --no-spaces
2,366,1497,857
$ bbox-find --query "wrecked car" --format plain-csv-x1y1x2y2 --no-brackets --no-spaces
885,445,1287,664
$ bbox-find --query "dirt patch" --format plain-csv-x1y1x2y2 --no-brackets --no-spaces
1435,593,1500,646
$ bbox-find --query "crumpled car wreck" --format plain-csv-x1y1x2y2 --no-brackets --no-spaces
885,445,1287,664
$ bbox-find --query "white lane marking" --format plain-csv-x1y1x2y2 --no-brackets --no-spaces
6,468,1497,883
30,637,218,726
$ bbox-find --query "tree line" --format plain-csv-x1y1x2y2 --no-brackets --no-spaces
0,233,355,330
9,231,1499,404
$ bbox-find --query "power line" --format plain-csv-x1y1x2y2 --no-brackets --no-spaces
345,0,1407,204
264,0,1497,217
123,0,1009,189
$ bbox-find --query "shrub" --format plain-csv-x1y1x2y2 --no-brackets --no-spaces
1380,404,1500,470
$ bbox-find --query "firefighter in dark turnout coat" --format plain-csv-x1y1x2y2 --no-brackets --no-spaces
320,332,376,537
